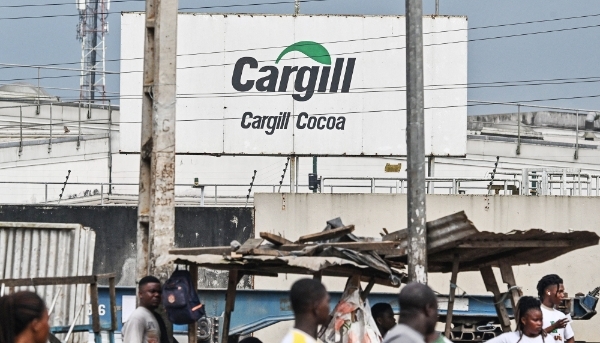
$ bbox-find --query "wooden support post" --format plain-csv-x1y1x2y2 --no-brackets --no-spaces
444,254,460,338
188,266,199,343
90,282,101,333
222,270,240,343
480,266,511,332
361,277,376,302
109,276,117,331
499,260,523,312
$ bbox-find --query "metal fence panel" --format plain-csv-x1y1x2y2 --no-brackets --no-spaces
0,222,95,343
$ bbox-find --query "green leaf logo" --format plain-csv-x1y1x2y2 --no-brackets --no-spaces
275,41,331,65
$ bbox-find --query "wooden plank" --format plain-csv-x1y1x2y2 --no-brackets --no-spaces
480,266,512,332
0,275,97,287
90,282,100,333
297,225,355,243
458,241,571,248
248,248,290,257
498,260,523,312
96,273,117,280
279,241,399,251
382,228,408,241
222,270,240,342
188,266,198,343
444,254,460,338
169,246,232,255
237,238,265,254
260,232,292,245
108,276,117,331
361,277,376,301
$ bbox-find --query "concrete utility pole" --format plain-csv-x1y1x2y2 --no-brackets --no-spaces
136,0,178,282
406,0,427,284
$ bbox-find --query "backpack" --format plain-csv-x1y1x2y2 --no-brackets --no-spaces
162,268,206,324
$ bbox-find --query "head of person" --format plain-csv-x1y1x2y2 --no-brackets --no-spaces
398,282,438,336
239,337,263,343
290,278,330,326
0,291,49,343
138,275,162,310
537,274,564,306
371,302,396,337
515,296,544,338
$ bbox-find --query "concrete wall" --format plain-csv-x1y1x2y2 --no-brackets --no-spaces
254,193,600,341
0,206,253,287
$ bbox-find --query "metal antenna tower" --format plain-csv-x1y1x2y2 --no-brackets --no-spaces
77,0,109,102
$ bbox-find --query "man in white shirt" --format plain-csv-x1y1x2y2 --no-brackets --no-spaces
536,274,574,343
122,276,164,343
383,283,439,343
280,279,331,343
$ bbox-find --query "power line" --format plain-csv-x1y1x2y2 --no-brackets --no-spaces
3,20,600,86
2,11,600,69
0,0,327,19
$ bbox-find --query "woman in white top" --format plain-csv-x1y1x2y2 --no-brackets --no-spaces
485,296,546,343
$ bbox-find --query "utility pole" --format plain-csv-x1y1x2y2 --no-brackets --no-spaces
136,0,178,283
406,0,427,284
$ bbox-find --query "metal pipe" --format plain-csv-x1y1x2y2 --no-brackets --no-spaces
201,187,205,206
516,104,521,155
36,67,40,115
77,102,81,148
575,110,579,160
18,106,23,156
64,304,85,343
48,103,52,153
468,100,600,114
100,184,104,205
406,0,427,284
435,0,439,15
45,184,48,203
108,101,113,194
290,155,296,193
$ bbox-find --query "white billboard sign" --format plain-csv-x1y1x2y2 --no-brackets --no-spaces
120,13,467,156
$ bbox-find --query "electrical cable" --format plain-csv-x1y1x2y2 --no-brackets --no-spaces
1,11,600,69
1,93,599,132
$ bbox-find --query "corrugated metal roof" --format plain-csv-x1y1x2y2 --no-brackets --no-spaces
383,212,599,273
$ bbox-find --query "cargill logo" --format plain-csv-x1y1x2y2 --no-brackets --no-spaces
231,41,356,101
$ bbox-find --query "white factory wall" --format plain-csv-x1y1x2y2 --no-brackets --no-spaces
253,193,600,342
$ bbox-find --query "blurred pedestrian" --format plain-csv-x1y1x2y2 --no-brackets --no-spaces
371,302,396,338
280,278,331,343
383,282,438,343
485,296,546,343
0,291,50,343
426,331,452,343
239,337,263,343
123,276,178,343
537,274,574,343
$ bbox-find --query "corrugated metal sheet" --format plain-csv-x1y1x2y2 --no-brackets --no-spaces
382,212,599,273
0,222,95,343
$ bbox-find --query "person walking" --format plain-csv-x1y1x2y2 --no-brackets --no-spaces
0,291,50,343
280,278,331,343
123,275,176,343
383,282,439,343
371,302,396,338
484,296,546,343
537,274,574,343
